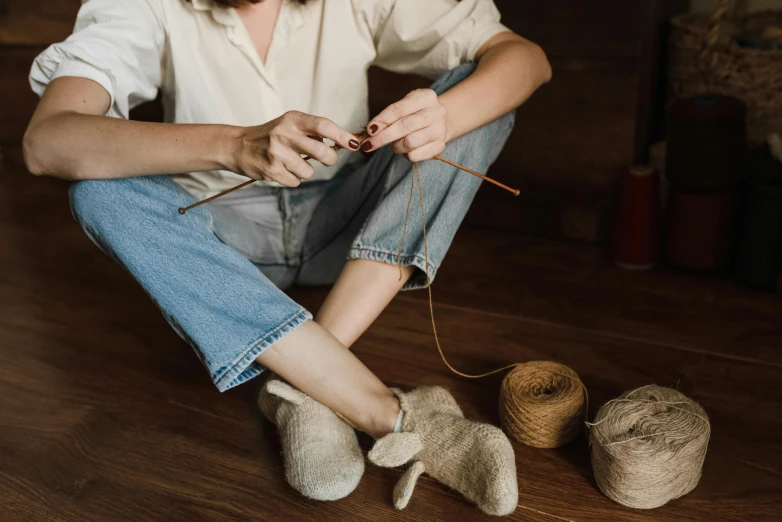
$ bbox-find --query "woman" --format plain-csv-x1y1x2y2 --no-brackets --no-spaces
24,0,550,515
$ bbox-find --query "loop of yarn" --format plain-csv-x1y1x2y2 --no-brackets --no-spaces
400,166,587,450
499,361,587,448
588,385,710,509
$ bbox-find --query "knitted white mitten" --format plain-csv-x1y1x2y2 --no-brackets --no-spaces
258,376,364,501
368,386,518,516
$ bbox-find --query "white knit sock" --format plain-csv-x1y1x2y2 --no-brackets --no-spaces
393,409,404,433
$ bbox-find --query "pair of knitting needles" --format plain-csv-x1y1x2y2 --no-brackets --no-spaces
177,134,519,215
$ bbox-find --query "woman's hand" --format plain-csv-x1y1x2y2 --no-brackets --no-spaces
361,89,448,163
231,110,361,187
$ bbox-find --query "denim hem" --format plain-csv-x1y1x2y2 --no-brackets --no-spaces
212,308,312,392
348,245,438,291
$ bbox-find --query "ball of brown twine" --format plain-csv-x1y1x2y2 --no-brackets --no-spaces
588,385,711,509
499,361,586,448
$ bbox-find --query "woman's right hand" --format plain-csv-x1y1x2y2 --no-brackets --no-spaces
230,111,361,187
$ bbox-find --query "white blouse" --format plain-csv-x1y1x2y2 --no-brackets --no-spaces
29,0,508,199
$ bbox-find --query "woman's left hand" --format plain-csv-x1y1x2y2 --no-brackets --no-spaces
361,89,448,163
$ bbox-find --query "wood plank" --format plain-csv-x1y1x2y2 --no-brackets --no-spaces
403,229,782,368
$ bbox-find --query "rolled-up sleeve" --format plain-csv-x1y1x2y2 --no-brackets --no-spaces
29,0,165,119
365,0,509,79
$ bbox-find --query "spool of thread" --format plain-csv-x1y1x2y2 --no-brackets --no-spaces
666,95,747,191
735,145,782,290
499,361,586,448
612,166,660,270
589,385,710,509
664,187,740,270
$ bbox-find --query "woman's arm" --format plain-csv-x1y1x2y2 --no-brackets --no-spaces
361,32,551,161
23,77,360,186
441,32,552,141
24,77,235,179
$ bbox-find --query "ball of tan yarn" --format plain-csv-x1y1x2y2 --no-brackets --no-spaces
589,385,710,509
499,361,586,448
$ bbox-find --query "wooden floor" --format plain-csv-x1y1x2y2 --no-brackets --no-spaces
1,157,781,522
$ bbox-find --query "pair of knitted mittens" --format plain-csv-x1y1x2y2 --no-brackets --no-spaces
259,377,517,515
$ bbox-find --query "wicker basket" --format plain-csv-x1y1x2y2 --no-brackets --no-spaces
669,0,782,144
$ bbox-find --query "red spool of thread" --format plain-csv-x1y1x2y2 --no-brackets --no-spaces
664,187,740,271
612,166,660,270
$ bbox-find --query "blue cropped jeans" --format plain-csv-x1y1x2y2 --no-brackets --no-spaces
68,64,514,391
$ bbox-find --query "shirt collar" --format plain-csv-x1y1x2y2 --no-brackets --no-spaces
188,0,310,28
189,0,213,12
188,0,236,26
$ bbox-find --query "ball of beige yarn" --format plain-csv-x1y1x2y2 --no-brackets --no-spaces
589,385,710,509
499,361,586,448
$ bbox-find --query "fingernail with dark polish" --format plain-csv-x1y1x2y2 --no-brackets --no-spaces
349,139,360,150
361,141,373,152
369,124,378,135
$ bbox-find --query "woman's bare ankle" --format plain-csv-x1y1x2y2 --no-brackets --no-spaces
361,390,401,439
256,321,402,438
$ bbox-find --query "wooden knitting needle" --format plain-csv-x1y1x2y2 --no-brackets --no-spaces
433,155,520,196
178,155,519,214
177,153,313,214
177,179,255,214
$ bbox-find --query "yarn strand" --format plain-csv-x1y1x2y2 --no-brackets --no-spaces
412,163,518,379
400,162,588,448
396,162,415,281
